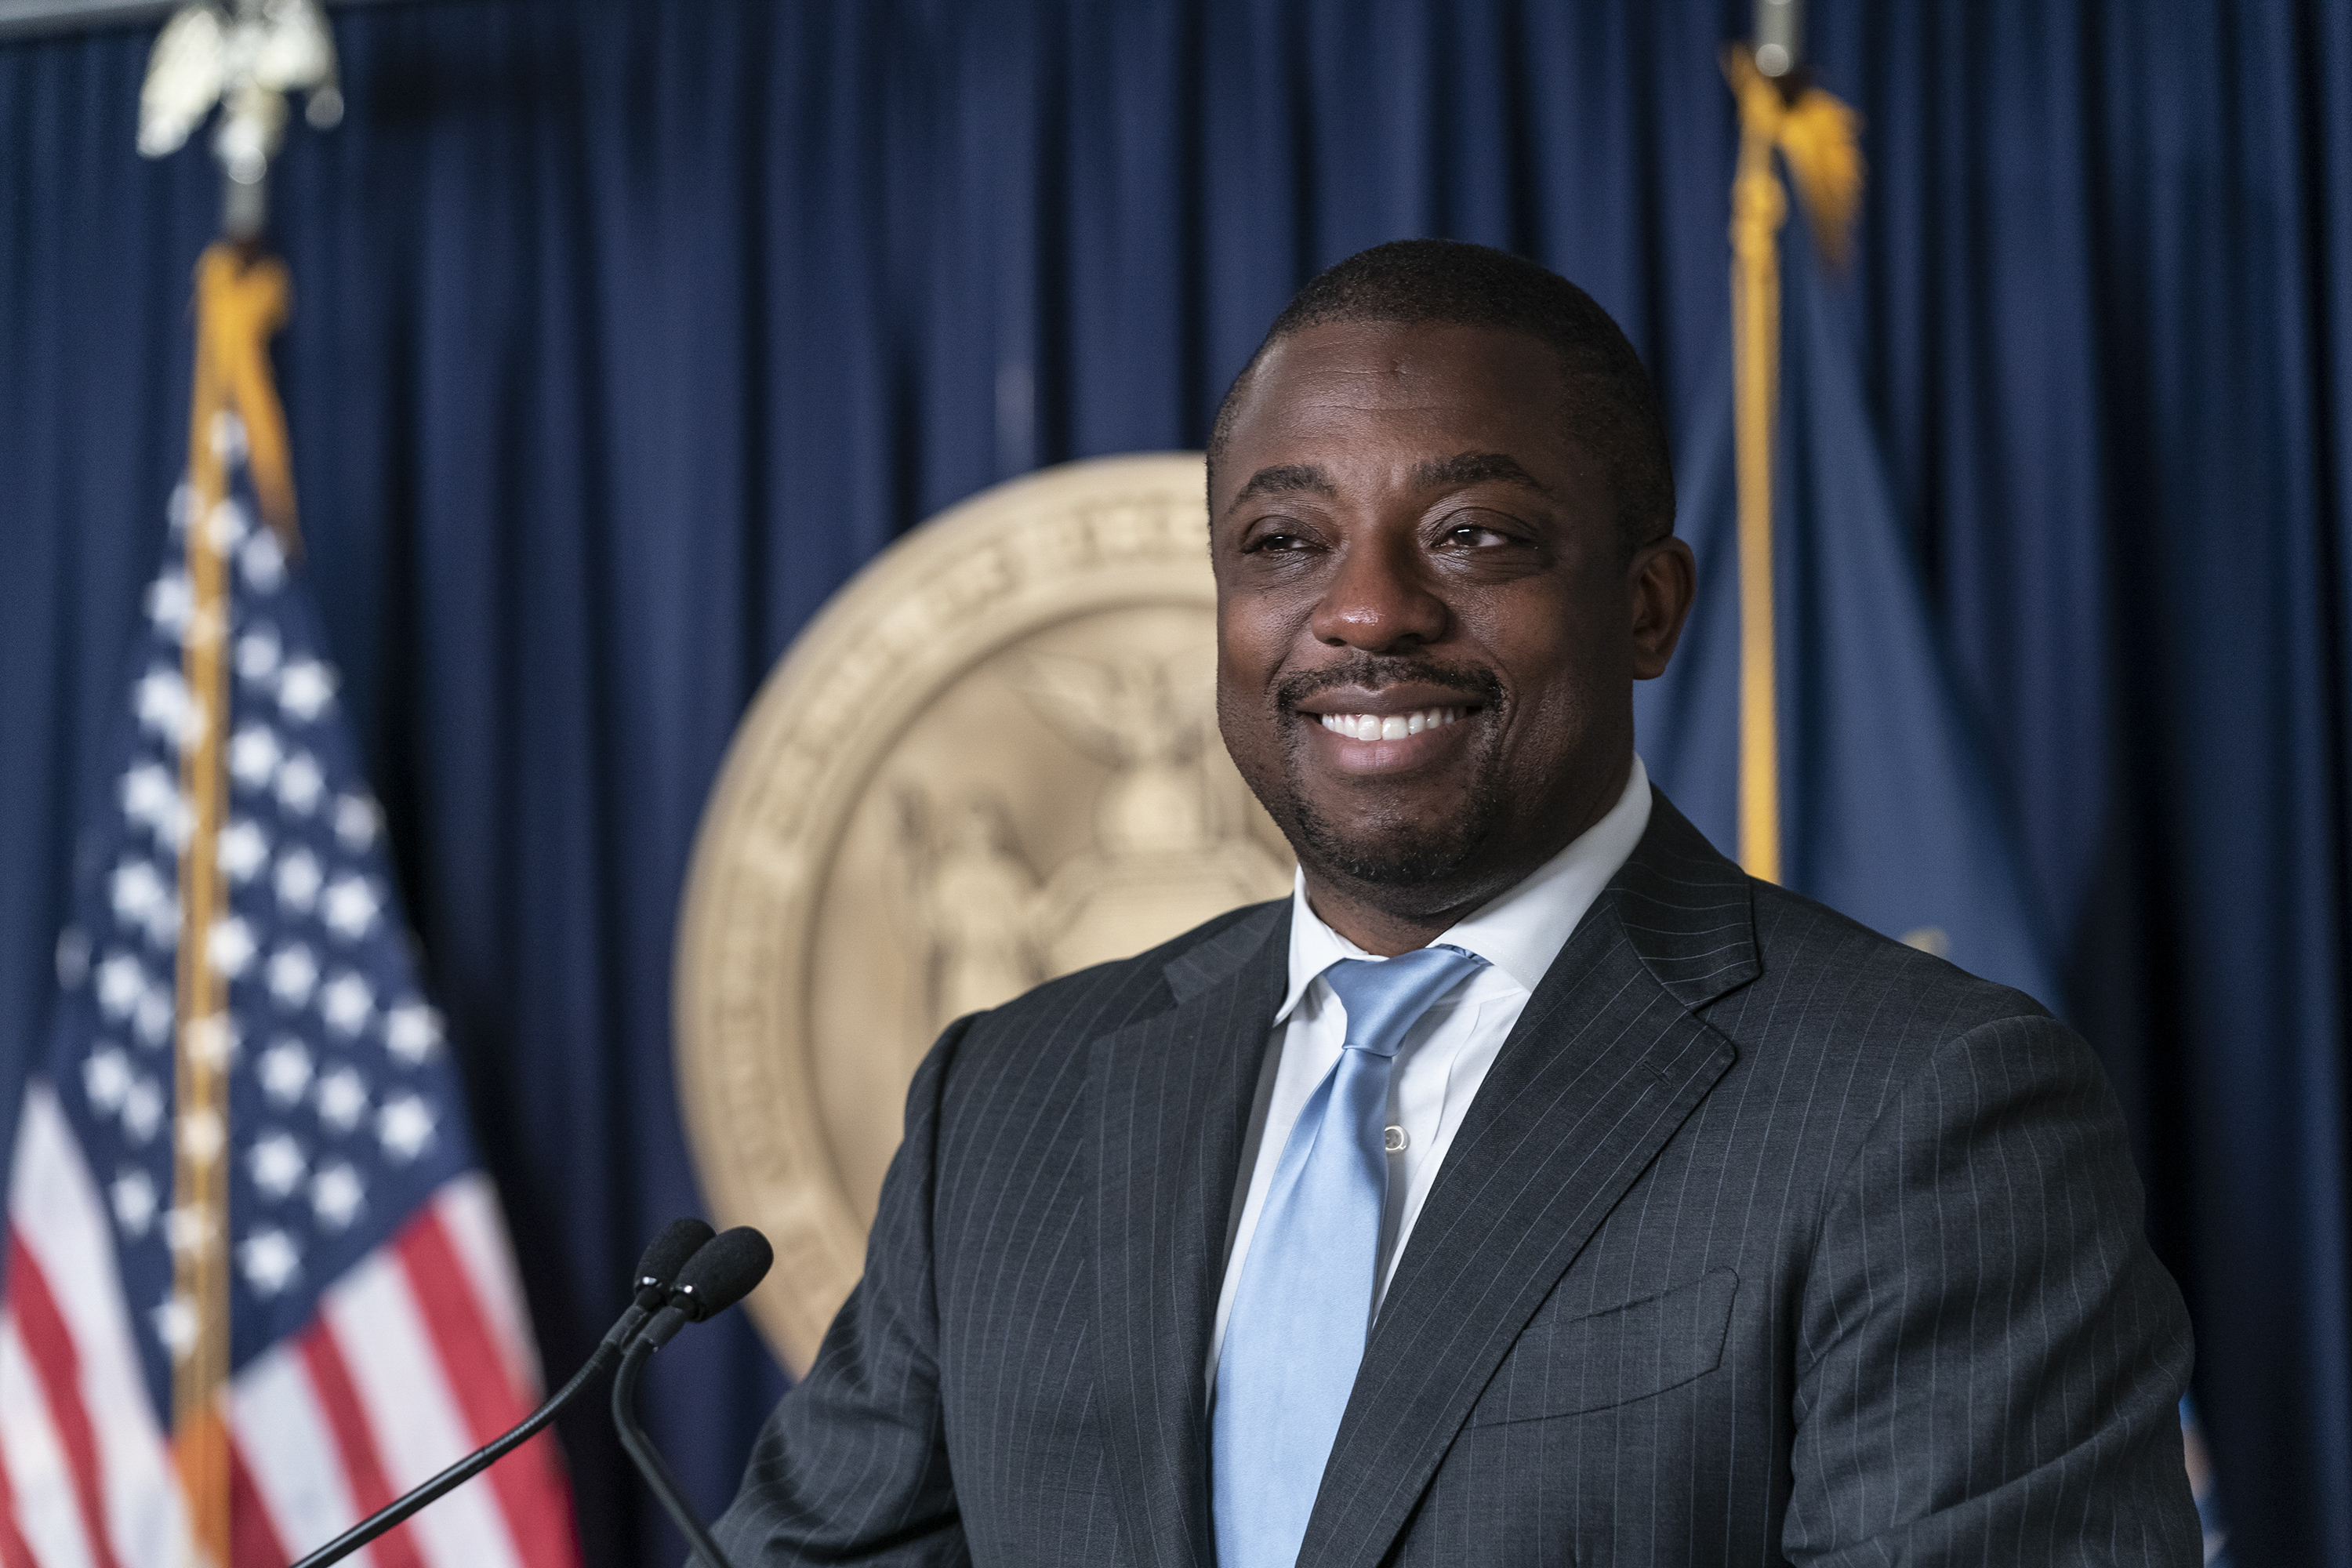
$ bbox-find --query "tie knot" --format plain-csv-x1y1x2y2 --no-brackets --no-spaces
1319,946,1486,1059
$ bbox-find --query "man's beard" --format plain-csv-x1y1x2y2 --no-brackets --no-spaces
1268,656,1509,890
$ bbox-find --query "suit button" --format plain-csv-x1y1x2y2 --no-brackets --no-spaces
1384,1125,1409,1152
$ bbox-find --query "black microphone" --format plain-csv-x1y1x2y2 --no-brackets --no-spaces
610,1216,719,1348
612,1225,774,1568
291,1217,719,1568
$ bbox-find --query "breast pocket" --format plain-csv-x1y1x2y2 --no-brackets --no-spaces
1468,1266,1740,1427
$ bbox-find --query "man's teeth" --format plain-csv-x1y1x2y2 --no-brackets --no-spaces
1317,707,1468,741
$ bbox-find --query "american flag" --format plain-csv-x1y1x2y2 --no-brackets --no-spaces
0,245,579,1568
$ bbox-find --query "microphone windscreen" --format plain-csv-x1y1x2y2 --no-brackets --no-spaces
671,1226,773,1321
634,1217,717,1290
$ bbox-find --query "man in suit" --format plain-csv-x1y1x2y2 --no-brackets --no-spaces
713,240,2201,1565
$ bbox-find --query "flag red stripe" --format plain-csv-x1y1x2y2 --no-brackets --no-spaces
0,1406,39,1568
230,1438,290,1568
296,1324,426,1568
394,1213,576,1568
5,1234,123,1568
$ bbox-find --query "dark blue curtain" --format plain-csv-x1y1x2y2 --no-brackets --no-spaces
2,2,2346,1564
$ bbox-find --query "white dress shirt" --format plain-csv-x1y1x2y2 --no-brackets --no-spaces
1207,756,1653,1386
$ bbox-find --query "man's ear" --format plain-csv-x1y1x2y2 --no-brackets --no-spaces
1628,535,1696,680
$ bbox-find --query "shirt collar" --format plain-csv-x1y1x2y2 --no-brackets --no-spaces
1274,754,1654,1022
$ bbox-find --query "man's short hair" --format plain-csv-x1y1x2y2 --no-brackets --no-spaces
1209,239,1675,550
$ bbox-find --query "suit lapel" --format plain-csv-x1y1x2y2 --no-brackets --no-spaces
1298,794,1760,1567
1091,902,1289,1568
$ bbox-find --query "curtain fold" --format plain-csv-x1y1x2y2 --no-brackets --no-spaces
2,2,2345,1563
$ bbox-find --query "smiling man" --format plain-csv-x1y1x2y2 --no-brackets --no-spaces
714,240,2201,1566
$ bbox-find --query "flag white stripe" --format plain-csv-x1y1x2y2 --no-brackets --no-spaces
321,1254,527,1568
430,1177,540,1400
0,1316,100,1568
232,1342,376,1568
7,1083,183,1568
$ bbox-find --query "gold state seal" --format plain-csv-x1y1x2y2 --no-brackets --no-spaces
674,453,1292,1374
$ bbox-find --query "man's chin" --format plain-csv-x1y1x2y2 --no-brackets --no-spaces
1288,798,1496,891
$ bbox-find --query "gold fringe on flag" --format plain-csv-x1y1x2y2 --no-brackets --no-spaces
1722,46,1862,884
171,241,296,1568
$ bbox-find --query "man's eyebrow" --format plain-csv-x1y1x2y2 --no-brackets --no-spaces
1226,463,1337,511
1413,451,1560,500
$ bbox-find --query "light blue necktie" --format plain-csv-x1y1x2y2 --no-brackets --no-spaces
1211,944,1486,1568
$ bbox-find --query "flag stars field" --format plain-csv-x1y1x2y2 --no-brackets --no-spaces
274,845,322,911
152,1293,197,1361
310,1161,364,1231
376,1096,434,1163
267,942,319,1007
82,1047,132,1113
120,1076,163,1142
108,859,172,935
230,721,282,787
249,1131,306,1199
119,761,187,847
385,1002,442,1064
134,665,202,750
259,1038,313,1105
333,793,379,851
134,988,172,1047
145,570,191,636
240,529,287,593
319,971,372,1035
276,659,336,721
209,914,258,978
238,1229,300,1297
315,1065,368,1132
276,751,324,812
236,622,280,683
321,875,379,940
219,817,269,880
111,1169,158,1237
96,951,149,1018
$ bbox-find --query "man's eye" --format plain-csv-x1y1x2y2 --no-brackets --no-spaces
1445,522,1510,546
1247,531,1307,552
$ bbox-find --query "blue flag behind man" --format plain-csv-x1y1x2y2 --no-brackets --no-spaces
1635,194,2059,1008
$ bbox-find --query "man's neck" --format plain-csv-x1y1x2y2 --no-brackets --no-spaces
1297,888,1477,957
1297,754,1635,956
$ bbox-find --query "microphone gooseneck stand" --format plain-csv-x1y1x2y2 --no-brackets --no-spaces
291,1338,615,1568
609,1227,777,1568
614,1334,733,1568
289,1216,717,1568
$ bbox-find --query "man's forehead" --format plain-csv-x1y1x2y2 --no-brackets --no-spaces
1220,321,1567,461
1225,451,1563,510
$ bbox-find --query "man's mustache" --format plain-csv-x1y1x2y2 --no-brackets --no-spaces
1272,657,1502,713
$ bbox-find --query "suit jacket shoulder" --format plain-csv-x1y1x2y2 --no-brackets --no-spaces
1692,869,2077,1207
937,898,1286,1094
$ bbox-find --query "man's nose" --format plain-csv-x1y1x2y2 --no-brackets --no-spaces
1308,530,1450,652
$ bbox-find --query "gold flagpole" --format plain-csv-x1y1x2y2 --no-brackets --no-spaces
1729,61,1787,884
169,242,298,1568
1722,18,1862,885
140,5,335,1556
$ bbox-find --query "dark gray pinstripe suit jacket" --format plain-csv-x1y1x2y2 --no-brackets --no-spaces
713,793,2201,1566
